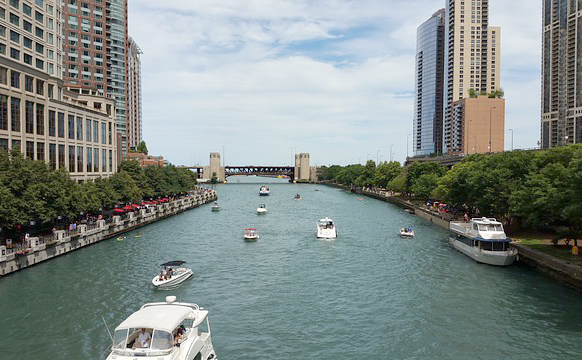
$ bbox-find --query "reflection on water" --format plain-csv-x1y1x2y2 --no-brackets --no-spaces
1,178,582,359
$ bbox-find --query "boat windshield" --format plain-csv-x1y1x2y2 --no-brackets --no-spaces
113,329,128,350
151,330,173,350
478,224,503,232
481,241,510,251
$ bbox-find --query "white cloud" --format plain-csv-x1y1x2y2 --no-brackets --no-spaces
128,0,542,166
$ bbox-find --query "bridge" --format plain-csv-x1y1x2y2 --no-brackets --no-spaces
180,152,313,183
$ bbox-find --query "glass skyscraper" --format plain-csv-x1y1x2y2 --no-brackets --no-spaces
413,9,445,156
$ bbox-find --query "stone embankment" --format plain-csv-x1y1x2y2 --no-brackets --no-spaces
0,187,217,277
321,182,582,291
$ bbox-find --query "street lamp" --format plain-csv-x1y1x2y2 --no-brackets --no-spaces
489,107,496,153
509,128,513,151
406,134,410,158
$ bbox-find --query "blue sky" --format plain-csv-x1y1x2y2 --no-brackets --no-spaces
128,0,541,167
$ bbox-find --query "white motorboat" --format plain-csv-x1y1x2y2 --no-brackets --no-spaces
106,295,217,360
316,218,337,239
294,194,301,200
244,228,259,241
152,261,194,289
259,186,269,196
449,217,518,266
211,202,221,211
256,204,267,214
399,227,415,238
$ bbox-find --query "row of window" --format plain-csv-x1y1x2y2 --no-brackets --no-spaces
0,94,112,145
0,138,112,173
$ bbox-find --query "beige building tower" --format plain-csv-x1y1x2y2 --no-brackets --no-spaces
541,0,582,148
202,152,224,182
294,153,310,182
443,0,501,154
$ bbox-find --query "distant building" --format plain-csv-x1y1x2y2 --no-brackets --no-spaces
450,96,505,155
0,0,118,180
294,153,310,182
127,36,142,149
442,0,501,154
413,9,445,156
127,152,164,167
541,0,582,148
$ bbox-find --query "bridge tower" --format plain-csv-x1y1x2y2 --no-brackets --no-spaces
294,153,310,182
202,152,225,182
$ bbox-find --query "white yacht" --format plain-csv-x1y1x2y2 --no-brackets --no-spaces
259,186,269,196
399,227,415,238
317,218,337,239
211,202,221,211
152,261,194,289
256,204,267,215
106,296,217,360
449,217,517,266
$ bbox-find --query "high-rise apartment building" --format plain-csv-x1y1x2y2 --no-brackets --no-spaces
442,0,501,154
413,9,445,157
62,0,129,154
127,36,142,149
541,0,582,148
0,0,118,180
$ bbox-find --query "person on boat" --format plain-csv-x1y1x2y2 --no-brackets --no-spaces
167,267,172,279
136,328,151,348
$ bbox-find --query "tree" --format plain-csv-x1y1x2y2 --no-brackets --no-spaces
405,162,446,195
374,161,402,188
136,141,148,155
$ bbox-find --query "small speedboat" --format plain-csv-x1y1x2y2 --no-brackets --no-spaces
399,228,415,238
152,261,194,289
317,218,337,239
259,186,270,196
116,236,126,241
105,296,217,360
134,234,142,238
211,202,221,211
244,228,259,241
294,194,301,200
256,204,267,214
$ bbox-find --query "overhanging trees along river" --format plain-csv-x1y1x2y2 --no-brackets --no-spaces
319,144,582,240
0,149,198,238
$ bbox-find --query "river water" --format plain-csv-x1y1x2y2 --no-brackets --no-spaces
1,178,582,359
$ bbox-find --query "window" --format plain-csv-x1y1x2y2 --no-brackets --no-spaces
101,123,106,144
23,36,32,48
36,103,44,135
35,0,43,7
36,79,44,95
25,75,33,92
0,138,7,151
35,26,43,39
36,142,44,161
10,98,20,131
9,13,18,26
0,7,5,20
58,144,65,169
86,119,91,142
0,95,7,130
0,67,6,84
93,120,98,143
9,0,19,9
102,148,106,172
76,116,83,140
10,47,19,60
109,150,112,172
25,100,34,133
49,143,56,169
77,146,83,172
0,25,5,37
35,42,43,54
94,147,99,172
57,112,64,138
86,147,92,172
34,11,42,23
9,30,19,43
11,139,20,151
69,146,75,172
26,141,34,160
10,70,19,88
48,110,55,136
35,59,43,70
23,20,31,32
23,53,32,65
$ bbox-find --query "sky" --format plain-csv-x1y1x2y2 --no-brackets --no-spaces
127,0,541,167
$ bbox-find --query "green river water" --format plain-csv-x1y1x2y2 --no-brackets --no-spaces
1,177,582,359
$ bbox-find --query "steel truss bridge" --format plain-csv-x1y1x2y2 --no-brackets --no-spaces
224,166,294,178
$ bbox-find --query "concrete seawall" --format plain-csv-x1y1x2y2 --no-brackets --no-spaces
0,188,217,277
320,182,582,291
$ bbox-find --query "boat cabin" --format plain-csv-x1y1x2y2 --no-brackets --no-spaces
110,301,211,358
318,218,334,229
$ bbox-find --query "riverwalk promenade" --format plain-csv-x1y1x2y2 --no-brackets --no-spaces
322,182,582,292
0,187,217,277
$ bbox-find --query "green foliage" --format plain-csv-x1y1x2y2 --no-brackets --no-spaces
405,162,446,194
136,141,148,155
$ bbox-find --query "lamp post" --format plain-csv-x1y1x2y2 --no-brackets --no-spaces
509,128,513,151
407,134,410,158
390,144,394,162
489,106,496,153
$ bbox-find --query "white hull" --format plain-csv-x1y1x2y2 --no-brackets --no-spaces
257,209,267,215
317,228,337,239
449,237,517,266
152,268,193,288
244,235,259,241
399,230,415,238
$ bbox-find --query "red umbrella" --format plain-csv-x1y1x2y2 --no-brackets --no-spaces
113,208,124,213
122,205,133,211
140,202,147,206
132,204,141,209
